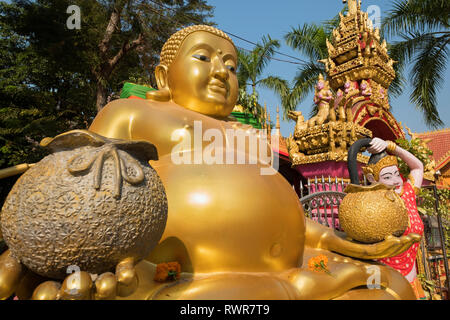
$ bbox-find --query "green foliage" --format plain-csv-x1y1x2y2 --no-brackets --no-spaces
395,137,433,178
0,0,214,207
237,88,260,117
417,272,437,299
382,0,450,128
283,10,343,117
260,75,310,120
237,35,282,117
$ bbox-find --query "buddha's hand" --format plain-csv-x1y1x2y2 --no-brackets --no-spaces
330,233,422,260
31,257,138,300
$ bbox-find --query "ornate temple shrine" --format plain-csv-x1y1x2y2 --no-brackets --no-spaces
286,0,405,189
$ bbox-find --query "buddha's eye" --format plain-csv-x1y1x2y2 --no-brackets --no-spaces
226,65,236,72
192,54,210,62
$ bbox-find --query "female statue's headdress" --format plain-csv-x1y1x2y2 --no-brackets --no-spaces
362,151,398,181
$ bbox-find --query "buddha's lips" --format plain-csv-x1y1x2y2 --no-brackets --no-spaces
208,80,227,94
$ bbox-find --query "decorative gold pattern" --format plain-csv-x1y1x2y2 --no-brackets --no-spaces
1,130,168,279
362,155,398,181
386,140,397,154
287,121,371,165
340,183,409,243
288,1,408,164
323,3,396,90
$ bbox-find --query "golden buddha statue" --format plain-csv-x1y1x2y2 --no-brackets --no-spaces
0,25,420,300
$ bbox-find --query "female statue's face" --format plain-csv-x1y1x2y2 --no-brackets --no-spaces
378,165,404,193
167,31,238,117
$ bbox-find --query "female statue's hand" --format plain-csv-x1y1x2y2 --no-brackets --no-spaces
306,219,421,260
367,137,388,154
344,233,422,260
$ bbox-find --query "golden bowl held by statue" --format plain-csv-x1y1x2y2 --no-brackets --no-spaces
0,130,168,279
340,138,408,244
339,183,409,244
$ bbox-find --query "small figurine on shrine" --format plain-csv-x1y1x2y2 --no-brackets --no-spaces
288,110,308,135
360,80,372,96
308,74,333,127
364,137,426,299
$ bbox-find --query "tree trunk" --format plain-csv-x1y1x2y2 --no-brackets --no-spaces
96,82,107,112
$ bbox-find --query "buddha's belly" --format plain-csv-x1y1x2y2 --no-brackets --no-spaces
149,156,305,273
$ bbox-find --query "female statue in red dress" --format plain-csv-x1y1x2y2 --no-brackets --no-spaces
364,138,426,299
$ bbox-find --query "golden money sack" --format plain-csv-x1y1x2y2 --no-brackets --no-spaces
0,130,168,279
339,184,409,244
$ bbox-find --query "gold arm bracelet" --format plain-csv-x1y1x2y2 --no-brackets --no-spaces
386,140,397,154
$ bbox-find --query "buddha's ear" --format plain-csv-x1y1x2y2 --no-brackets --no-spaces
146,65,171,102
155,65,168,90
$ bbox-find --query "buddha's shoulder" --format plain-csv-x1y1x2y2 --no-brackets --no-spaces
97,99,220,123
97,98,182,116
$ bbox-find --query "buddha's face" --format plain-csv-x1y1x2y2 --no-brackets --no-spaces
378,165,404,193
166,31,238,117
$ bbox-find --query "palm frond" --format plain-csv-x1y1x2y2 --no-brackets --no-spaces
258,76,289,97
382,0,450,37
410,35,449,128
253,35,280,79
237,48,251,88
291,61,324,118
258,76,293,117
285,23,329,61
387,32,434,97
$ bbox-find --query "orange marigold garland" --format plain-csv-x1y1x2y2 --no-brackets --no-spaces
308,254,332,276
154,261,181,282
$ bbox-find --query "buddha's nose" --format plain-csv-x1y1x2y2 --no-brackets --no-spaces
211,56,229,81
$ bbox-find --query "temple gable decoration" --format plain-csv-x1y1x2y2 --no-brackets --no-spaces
288,0,405,166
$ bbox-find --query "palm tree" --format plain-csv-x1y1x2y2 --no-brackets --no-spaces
237,35,286,117
283,15,341,117
382,0,449,128
257,76,305,119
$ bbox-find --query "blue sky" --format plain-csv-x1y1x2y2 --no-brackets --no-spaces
208,0,450,137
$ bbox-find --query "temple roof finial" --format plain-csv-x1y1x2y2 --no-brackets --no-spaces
342,0,358,15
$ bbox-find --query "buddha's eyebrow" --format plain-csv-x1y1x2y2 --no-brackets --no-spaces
381,172,393,177
190,43,214,53
222,53,236,63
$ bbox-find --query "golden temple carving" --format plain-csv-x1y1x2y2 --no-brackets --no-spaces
321,0,396,91
288,0,405,165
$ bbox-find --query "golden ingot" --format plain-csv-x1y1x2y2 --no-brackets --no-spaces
0,130,168,279
339,184,409,243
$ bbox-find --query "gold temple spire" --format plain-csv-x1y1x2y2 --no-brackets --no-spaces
322,0,396,90
342,0,360,16
263,102,268,130
275,106,280,136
